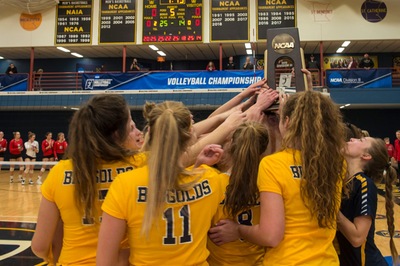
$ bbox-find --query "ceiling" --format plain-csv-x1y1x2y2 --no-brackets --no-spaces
1,39,400,61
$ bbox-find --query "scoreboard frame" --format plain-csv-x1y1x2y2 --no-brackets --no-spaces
142,0,203,44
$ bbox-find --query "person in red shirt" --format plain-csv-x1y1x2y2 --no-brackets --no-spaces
54,132,68,161
37,132,55,185
394,130,400,175
0,131,7,173
9,131,24,184
206,61,216,71
384,137,395,158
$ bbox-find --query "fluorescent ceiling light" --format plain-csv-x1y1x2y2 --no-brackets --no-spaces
345,103,351,107
341,41,351,47
245,43,251,49
71,107,80,110
246,49,253,55
0,56,4,59
340,106,345,109
71,52,83,58
157,51,166,56
336,47,345,53
149,45,159,51
57,47,70,53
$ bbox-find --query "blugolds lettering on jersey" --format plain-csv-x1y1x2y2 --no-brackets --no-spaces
167,180,212,203
136,180,212,203
63,170,73,185
290,165,303,179
116,166,134,175
96,168,113,183
97,166,134,183
137,187,148,202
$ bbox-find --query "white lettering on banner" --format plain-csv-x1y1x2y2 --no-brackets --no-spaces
167,76,262,86
167,78,207,85
209,76,262,85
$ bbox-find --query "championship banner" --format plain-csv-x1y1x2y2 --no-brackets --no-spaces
0,74,29,91
326,69,392,88
82,71,264,90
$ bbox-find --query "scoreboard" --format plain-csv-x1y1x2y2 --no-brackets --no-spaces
143,0,203,43
257,0,296,40
210,0,249,42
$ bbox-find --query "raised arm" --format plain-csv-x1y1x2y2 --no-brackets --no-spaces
208,79,267,118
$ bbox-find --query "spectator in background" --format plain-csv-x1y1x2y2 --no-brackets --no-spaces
394,130,400,174
347,56,358,69
5,63,17,74
206,61,216,71
130,58,141,71
338,59,347,69
226,56,236,70
359,53,375,69
384,137,395,158
54,132,68,161
307,54,320,70
34,68,43,91
0,131,7,173
243,57,254,70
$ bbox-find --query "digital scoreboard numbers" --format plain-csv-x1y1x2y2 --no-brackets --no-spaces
99,0,136,43
56,0,92,45
143,0,203,43
210,0,249,42
257,0,295,40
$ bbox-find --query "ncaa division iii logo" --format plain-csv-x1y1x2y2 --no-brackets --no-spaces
328,72,343,87
85,79,94,90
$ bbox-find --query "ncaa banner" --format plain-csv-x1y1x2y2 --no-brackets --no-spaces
0,74,29,91
82,73,144,90
82,71,263,90
326,69,392,88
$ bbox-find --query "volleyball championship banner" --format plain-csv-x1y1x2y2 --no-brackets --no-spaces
82,71,263,90
326,69,392,88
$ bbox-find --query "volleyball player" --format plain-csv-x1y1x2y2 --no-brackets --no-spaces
208,122,269,266
96,101,228,266
209,91,346,265
336,137,398,265
0,131,7,173
37,132,55,185
31,94,145,265
54,132,68,161
22,131,39,185
9,131,24,184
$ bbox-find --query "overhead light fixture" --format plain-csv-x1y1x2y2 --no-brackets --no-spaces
57,47,70,53
157,51,166,56
149,45,159,51
0,56,4,59
341,41,351,47
345,103,351,107
71,52,83,58
340,106,345,109
246,49,252,55
336,47,345,53
71,107,80,110
245,43,251,49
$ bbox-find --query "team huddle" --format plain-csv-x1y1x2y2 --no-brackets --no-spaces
29,78,398,266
